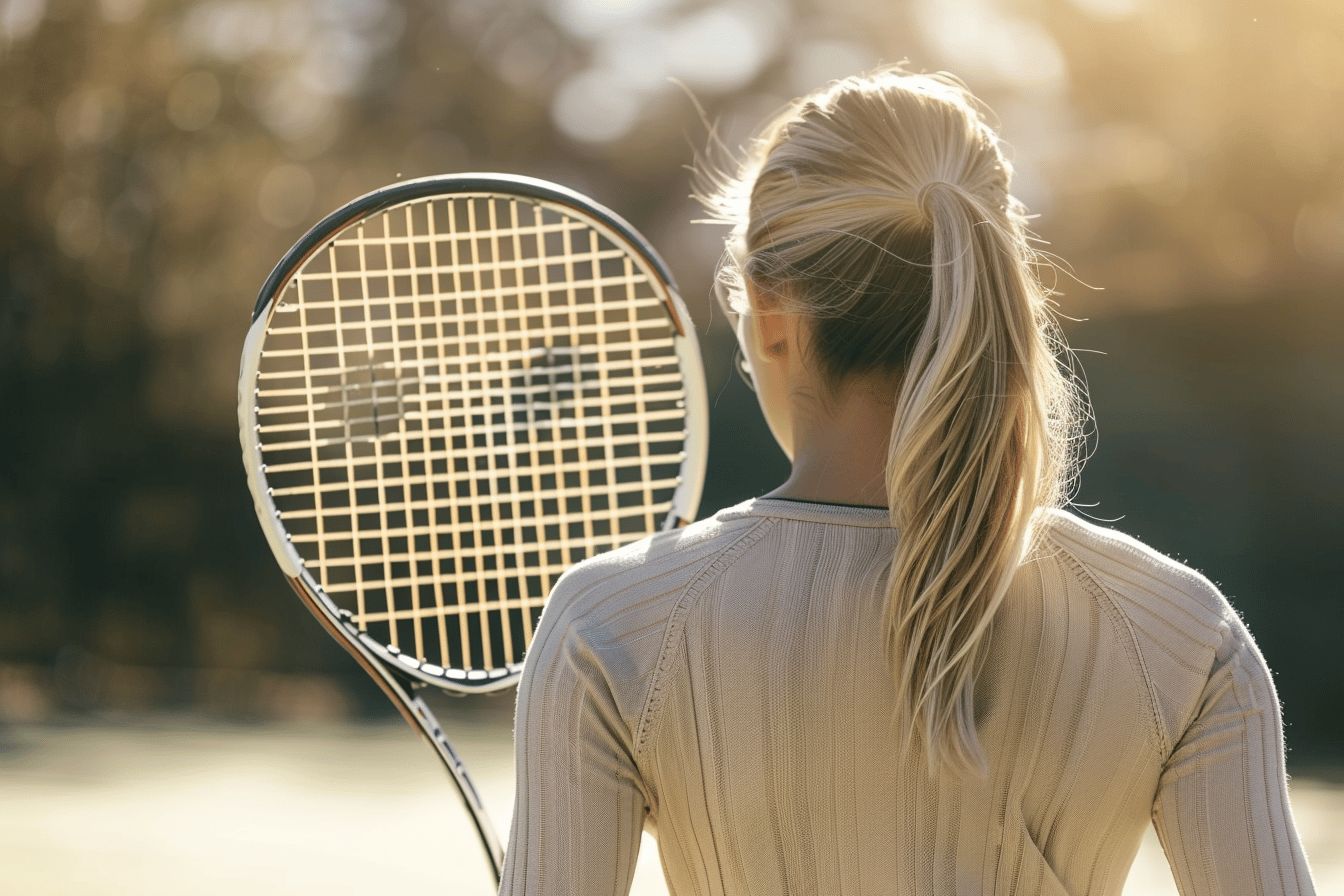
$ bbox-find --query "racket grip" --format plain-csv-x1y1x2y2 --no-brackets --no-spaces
284,577,506,883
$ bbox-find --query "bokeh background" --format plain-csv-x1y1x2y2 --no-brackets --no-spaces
1,0,1341,892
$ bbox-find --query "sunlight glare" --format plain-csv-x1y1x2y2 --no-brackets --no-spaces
915,0,1067,91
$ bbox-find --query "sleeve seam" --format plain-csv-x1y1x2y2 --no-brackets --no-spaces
632,517,778,765
1044,528,1173,757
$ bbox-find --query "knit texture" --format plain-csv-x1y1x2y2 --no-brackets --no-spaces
499,497,1316,895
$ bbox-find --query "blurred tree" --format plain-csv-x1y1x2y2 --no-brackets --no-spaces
0,0,1339,756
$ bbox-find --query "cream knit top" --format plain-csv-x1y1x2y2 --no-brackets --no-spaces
499,497,1316,895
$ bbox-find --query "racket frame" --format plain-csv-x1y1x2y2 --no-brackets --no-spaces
238,172,709,884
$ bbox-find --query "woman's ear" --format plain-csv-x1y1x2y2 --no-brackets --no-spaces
744,276,781,313
745,278,792,361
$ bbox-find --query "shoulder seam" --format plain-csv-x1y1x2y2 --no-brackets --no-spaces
1044,509,1227,614
632,516,778,763
1042,525,1173,757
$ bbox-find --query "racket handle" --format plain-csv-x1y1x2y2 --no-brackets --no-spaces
404,690,506,883
284,578,506,883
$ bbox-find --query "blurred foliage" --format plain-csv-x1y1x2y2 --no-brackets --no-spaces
0,0,1341,758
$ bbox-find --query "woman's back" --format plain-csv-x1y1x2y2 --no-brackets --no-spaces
500,65,1315,895
501,498,1314,895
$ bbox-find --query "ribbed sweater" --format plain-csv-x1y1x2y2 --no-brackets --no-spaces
500,497,1316,895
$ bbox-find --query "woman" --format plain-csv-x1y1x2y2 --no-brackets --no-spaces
500,67,1316,895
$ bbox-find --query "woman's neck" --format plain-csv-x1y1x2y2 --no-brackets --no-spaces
764,374,896,509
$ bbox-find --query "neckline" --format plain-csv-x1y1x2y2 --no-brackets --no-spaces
717,496,896,529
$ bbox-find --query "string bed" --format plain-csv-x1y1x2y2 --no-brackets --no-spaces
252,194,688,675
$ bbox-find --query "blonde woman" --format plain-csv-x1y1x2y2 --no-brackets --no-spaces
500,67,1316,895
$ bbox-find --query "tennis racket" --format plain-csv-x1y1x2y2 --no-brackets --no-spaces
237,173,709,882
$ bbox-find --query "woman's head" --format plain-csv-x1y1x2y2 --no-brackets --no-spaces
697,66,1087,776
709,68,1031,408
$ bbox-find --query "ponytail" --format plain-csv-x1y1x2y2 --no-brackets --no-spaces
883,180,1055,776
692,66,1087,778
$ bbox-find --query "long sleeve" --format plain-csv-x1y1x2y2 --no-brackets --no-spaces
498,602,648,896
1151,608,1316,895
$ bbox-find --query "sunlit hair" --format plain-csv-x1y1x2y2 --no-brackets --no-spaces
693,64,1089,777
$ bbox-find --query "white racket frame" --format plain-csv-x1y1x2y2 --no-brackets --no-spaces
237,173,709,884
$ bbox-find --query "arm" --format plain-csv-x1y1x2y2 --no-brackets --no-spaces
499,603,648,896
1151,608,1316,895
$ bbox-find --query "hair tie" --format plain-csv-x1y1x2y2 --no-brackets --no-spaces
915,180,957,222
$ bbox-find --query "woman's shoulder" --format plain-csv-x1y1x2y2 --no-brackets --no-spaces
521,509,772,739
1035,506,1254,752
1036,506,1234,632
537,508,771,647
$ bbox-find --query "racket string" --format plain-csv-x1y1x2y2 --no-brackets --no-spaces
255,193,687,674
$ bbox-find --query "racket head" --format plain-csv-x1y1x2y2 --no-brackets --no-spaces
239,173,708,692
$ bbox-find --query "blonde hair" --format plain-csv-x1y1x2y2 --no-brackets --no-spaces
694,65,1088,776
